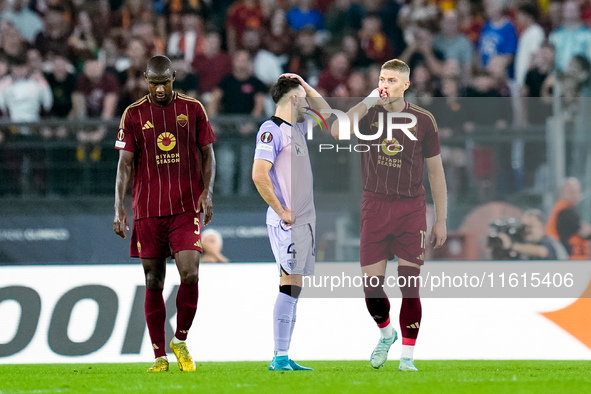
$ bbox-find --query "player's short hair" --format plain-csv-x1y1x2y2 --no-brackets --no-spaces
146,55,173,77
270,76,302,104
381,59,410,76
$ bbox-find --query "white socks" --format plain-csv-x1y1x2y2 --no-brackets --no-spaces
401,344,415,360
379,323,394,339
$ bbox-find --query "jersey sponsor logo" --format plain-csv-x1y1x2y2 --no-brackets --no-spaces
117,129,125,141
176,113,188,127
157,132,176,151
142,120,154,130
380,137,402,156
377,155,402,168
156,153,180,165
261,132,273,143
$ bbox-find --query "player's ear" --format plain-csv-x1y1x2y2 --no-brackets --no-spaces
172,71,176,82
144,72,148,82
404,80,410,92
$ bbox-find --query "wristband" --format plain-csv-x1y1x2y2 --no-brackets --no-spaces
362,88,380,108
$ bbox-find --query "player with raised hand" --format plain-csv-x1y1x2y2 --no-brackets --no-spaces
252,73,330,371
331,59,447,372
113,55,216,372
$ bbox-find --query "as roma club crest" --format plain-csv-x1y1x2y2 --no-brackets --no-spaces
177,113,188,127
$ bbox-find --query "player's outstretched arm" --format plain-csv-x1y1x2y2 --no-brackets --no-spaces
330,88,388,140
252,159,294,225
113,150,133,239
426,154,448,248
198,144,216,226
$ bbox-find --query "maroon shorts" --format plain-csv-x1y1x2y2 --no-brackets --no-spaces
360,192,427,266
130,211,202,259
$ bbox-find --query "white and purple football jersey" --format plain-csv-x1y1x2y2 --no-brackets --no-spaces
254,116,316,227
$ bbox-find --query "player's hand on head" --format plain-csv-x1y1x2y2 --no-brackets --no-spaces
198,191,213,225
280,73,308,88
430,220,447,249
113,209,129,239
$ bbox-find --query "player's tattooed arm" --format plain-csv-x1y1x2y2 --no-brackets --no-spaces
199,144,216,225
252,159,294,225
113,150,133,238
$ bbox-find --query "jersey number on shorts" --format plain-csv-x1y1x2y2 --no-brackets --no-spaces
287,243,296,257
420,230,427,249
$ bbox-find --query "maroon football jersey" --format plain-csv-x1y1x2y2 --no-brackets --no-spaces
115,92,216,219
358,101,440,197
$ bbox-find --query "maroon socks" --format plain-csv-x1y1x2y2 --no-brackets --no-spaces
145,288,166,358
175,282,199,341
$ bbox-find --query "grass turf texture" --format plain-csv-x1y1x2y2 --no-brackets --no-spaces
1,361,590,393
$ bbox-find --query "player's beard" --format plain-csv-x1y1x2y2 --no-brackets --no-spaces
296,110,305,123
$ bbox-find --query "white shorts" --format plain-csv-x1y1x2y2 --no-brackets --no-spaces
267,221,316,276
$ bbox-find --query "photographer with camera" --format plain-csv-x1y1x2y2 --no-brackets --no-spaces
495,209,568,260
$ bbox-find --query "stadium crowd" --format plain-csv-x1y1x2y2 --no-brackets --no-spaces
0,0,589,197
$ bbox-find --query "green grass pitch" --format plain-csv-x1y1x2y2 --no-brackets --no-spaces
1,361,590,393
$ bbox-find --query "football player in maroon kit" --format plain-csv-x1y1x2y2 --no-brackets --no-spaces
113,55,216,372
331,59,447,372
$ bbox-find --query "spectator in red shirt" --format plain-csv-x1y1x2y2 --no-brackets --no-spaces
262,7,293,58
287,26,324,83
342,32,375,69
316,51,350,97
226,0,263,54
191,30,232,100
167,10,205,64
34,5,72,58
359,13,394,64
72,57,118,168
